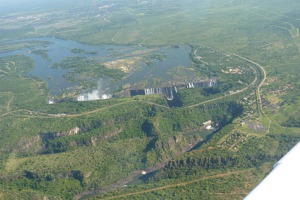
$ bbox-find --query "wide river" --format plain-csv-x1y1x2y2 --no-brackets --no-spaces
0,37,192,100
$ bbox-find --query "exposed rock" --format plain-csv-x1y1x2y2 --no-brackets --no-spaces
41,127,81,140
121,79,218,99
84,172,92,179
90,137,98,146
174,134,183,143
55,127,80,137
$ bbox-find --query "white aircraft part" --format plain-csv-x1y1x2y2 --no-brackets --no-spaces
244,142,300,200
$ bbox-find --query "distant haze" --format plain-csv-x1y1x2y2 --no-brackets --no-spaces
0,0,93,15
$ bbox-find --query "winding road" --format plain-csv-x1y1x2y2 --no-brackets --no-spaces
0,48,268,200
0,50,266,120
74,50,267,199
232,53,267,112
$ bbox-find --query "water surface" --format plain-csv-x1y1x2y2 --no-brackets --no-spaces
0,37,192,100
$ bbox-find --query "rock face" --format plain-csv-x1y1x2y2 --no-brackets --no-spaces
39,127,124,153
125,79,218,100
145,132,204,166
144,87,175,100
14,127,82,153
41,127,81,140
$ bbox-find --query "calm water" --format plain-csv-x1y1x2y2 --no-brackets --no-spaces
0,37,192,99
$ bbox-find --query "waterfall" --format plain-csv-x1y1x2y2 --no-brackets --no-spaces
167,88,174,100
144,88,161,95
208,79,217,87
187,82,195,88
135,79,217,99
144,88,151,95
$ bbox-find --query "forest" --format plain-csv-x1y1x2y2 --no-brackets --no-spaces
0,0,300,199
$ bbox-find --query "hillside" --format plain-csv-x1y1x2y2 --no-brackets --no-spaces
0,0,299,199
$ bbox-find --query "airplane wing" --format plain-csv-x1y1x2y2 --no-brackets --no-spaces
244,142,300,200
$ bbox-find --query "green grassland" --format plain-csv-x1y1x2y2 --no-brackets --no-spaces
0,0,300,199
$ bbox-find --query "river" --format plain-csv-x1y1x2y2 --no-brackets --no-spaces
0,37,193,101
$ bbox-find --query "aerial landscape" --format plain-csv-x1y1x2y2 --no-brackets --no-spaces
0,0,299,199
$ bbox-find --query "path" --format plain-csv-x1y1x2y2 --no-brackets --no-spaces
75,161,169,200
0,100,170,119
232,54,271,133
111,30,122,43
68,100,170,118
187,50,262,109
1,49,265,120
83,50,268,200
76,137,201,200
1,46,269,199
232,53,267,110
100,170,246,200
6,94,14,112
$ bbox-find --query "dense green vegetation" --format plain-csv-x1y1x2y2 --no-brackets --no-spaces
0,0,300,199
70,48,98,55
52,56,125,90
0,54,246,199
282,117,300,128
31,49,50,60
0,41,50,53
94,130,300,199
